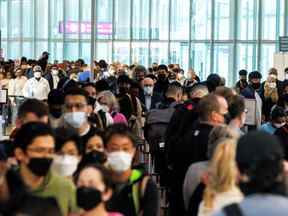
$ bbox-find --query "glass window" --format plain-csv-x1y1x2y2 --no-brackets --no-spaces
80,0,92,40
131,42,149,66
150,42,168,65
237,44,257,73
238,0,258,40
132,0,149,39
213,44,233,85
10,42,21,59
170,0,190,40
151,0,169,40
22,42,33,59
36,42,48,58
22,0,33,38
0,0,8,38
80,42,91,64
170,42,189,71
51,42,64,62
97,0,113,40
50,0,64,40
190,43,211,80
64,43,79,61
214,0,232,40
262,0,284,40
114,0,131,40
191,0,211,40
0,41,8,59
10,0,21,38
36,0,48,39
64,0,79,40
261,44,276,79
113,42,130,64
96,42,112,62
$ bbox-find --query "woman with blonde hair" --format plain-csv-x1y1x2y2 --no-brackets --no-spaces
97,90,128,125
197,138,243,216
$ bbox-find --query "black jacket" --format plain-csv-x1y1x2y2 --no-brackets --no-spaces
139,92,163,111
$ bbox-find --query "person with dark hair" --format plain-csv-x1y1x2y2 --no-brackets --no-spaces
205,73,222,92
83,82,97,99
38,51,49,72
215,131,288,216
44,64,65,90
117,75,143,137
73,164,123,216
85,130,105,154
5,122,78,216
167,94,228,216
63,87,102,147
13,98,49,133
228,95,246,135
241,71,263,129
154,64,169,96
47,89,64,129
22,65,51,101
95,79,110,94
51,127,81,177
260,105,286,134
104,124,159,216
133,65,147,83
235,69,248,93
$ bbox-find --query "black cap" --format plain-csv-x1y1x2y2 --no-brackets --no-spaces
239,69,248,76
236,131,284,169
248,71,262,80
270,105,286,120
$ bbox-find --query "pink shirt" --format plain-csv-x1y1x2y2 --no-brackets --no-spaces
111,112,128,125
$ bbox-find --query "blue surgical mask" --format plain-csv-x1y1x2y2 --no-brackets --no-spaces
64,112,87,128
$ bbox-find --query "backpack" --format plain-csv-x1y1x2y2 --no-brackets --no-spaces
224,203,243,216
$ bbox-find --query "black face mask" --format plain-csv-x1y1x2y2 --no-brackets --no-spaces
77,187,102,211
27,157,53,177
251,82,261,90
50,108,62,119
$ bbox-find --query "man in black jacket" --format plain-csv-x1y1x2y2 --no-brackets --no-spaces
167,93,228,216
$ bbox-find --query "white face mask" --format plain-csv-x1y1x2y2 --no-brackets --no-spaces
144,86,154,96
107,151,133,173
52,155,79,177
274,122,285,129
100,104,109,113
64,112,87,128
52,70,59,76
34,72,42,78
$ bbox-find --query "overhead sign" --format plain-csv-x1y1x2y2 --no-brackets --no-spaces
59,21,112,35
279,36,288,52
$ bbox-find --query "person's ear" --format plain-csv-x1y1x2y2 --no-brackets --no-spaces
14,148,26,162
102,188,112,202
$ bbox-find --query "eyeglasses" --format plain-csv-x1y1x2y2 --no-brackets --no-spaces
64,103,87,111
27,147,55,155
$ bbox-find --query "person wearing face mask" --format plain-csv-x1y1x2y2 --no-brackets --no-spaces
260,105,286,135
154,64,169,96
105,124,159,216
72,164,123,216
47,90,64,129
183,68,200,88
63,87,102,148
228,95,247,136
22,65,50,101
83,83,97,99
139,77,162,111
97,90,127,125
52,127,81,178
235,69,248,94
2,122,78,216
44,65,63,90
241,71,263,129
